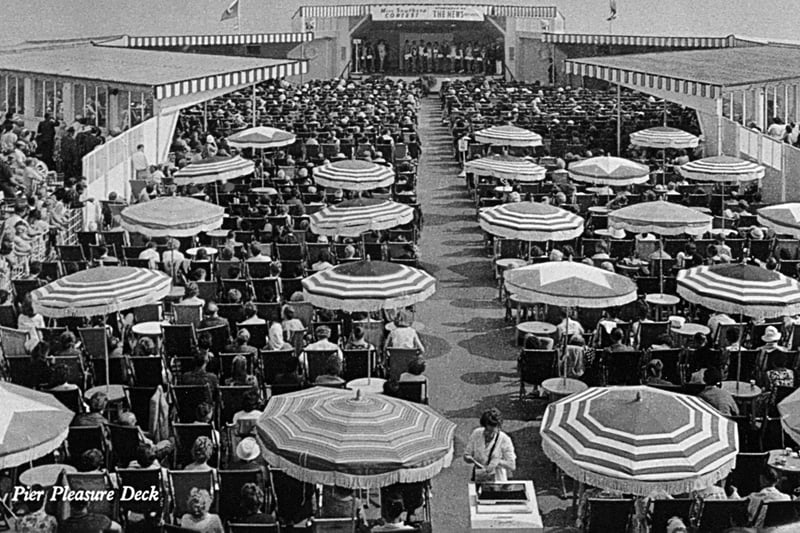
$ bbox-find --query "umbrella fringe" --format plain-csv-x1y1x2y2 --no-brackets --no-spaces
32,290,171,318
541,439,735,496
676,287,800,321
302,284,436,313
568,172,650,187
505,286,636,309
610,221,710,237
258,445,453,490
0,427,69,470
477,222,584,242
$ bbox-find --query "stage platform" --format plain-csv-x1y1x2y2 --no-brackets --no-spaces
350,73,504,93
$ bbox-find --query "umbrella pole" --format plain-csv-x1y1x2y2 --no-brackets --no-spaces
659,236,664,296
737,313,744,393
563,311,569,386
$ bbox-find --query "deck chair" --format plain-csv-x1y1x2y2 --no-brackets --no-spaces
116,467,164,517
51,356,87,388
90,357,131,386
729,452,770,496
65,472,119,520
727,349,759,383
173,304,203,328
638,321,670,350
386,348,421,382
162,324,197,358
0,304,16,328
0,326,28,357
228,524,279,532
585,498,634,533
173,423,218,469
217,303,245,325
67,425,108,468
167,469,218,521
312,517,356,532
4,356,47,388
648,349,682,385
12,279,43,304
218,469,262,523
128,357,166,388
342,349,373,381
602,350,644,386
260,349,296,385
518,349,556,399
762,500,800,528
238,323,268,350
303,349,337,383
397,381,428,404
254,302,281,323
197,324,231,356
648,499,694,533
125,386,156,433
219,385,253,426
222,279,253,302
269,467,313,526
252,278,281,302
48,387,84,413
695,499,749,532
106,423,140,467
218,352,255,381
173,384,213,422
289,302,315,329
78,326,108,359
132,303,162,323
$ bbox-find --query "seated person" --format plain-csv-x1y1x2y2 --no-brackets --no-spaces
232,482,275,524
59,498,123,533
232,389,262,424
372,497,415,531
238,301,265,325
559,335,586,379
766,350,795,391
320,484,362,519
644,359,673,386
226,328,259,356
183,436,216,472
181,281,205,307
650,333,674,351
116,411,174,460
399,357,427,383
522,332,554,351
698,366,739,416
747,468,790,528
314,354,346,386
273,357,307,388
179,488,224,533
224,354,258,389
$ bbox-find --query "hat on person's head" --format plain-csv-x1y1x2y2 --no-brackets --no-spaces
235,437,261,462
762,325,781,343
509,191,521,202
315,325,331,338
749,226,764,240
205,135,216,144
654,184,667,193
333,152,347,160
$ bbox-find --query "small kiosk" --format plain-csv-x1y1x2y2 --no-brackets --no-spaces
468,481,543,532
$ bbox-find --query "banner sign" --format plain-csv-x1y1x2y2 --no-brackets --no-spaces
371,5,486,22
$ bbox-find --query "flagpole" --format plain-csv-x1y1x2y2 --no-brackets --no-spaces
236,0,242,35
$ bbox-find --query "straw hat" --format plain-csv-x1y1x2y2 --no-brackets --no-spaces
236,437,261,462
762,325,781,343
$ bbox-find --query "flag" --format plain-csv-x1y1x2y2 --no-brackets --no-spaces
607,0,618,20
220,0,239,21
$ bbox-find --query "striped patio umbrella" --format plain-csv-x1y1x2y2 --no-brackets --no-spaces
120,196,225,237
31,266,172,318
302,260,435,312
479,202,584,241
541,386,738,495
757,202,800,238
609,201,713,236
630,126,700,150
226,126,296,150
778,389,800,446
568,156,651,186
309,198,414,237
173,155,255,185
678,155,765,183
256,387,456,489
475,125,543,148
313,160,395,191
504,262,637,308
464,154,546,182
676,263,800,320
0,382,72,469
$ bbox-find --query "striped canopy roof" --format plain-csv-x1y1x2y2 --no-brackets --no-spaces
173,155,255,185
313,160,395,191
309,198,414,237
609,201,713,236
679,155,765,183
31,266,172,318
226,126,296,150
541,386,738,495
677,263,800,319
256,387,456,489
757,202,800,238
475,125,543,148
505,262,637,308
479,202,584,241
120,196,226,237
302,260,436,312
0,382,72,469
630,127,700,150
568,156,651,186
464,155,546,182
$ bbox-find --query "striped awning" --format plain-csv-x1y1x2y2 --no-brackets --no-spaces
0,382,72,469
302,260,436,312
565,60,723,101
121,32,314,49
479,202,584,241
677,264,800,319
31,266,172,318
568,156,651,186
295,4,558,19
679,156,765,183
541,386,738,496
313,160,395,191
120,196,226,237
609,201,713,236
256,387,456,489
226,127,296,150
505,262,637,308
630,127,700,150
475,125,543,148
757,203,800,238
173,155,254,185
309,198,415,237
544,33,734,49
464,155,546,182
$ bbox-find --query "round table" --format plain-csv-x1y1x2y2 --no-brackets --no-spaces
385,321,425,332
516,321,557,346
671,323,711,344
347,378,386,395
645,293,680,321
206,230,229,239
721,380,762,400
494,186,513,194
588,206,610,214
84,384,127,403
768,449,800,474
541,378,588,399
251,187,278,196
19,464,77,487
186,247,218,257
132,321,169,337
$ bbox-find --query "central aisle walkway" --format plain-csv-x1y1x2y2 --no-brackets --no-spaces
414,97,566,531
